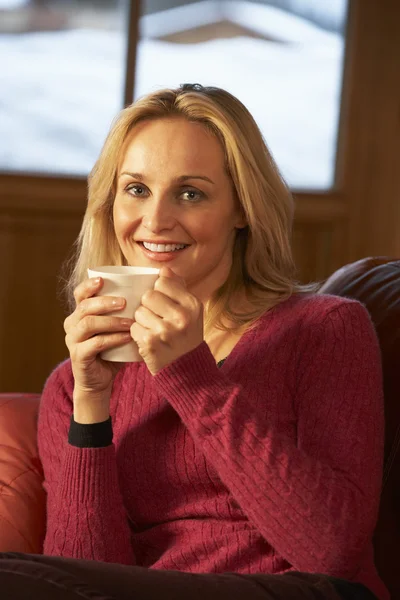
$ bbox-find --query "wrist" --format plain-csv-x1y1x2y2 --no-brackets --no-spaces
73,389,111,424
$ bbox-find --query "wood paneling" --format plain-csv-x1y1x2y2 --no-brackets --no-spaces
0,211,82,392
340,0,400,261
293,223,334,285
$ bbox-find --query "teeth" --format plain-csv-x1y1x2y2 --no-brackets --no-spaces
142,242,187,252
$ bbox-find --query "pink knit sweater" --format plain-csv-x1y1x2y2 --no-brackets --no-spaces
37,293,389,600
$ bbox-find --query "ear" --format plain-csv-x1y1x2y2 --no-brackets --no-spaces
234,200,247,229
235,213,248,229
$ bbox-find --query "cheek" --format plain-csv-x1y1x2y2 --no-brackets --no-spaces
112,211,125,242
190,208,227,238
197,213,234,244
113,199,138,238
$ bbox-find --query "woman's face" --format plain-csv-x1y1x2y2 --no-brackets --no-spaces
113,117,246,302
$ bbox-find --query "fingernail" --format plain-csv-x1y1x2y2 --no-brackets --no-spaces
112,298,124,306
92,277,101,285
121,319,133,327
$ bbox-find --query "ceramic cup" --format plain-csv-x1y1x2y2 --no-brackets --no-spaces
87,265,160,362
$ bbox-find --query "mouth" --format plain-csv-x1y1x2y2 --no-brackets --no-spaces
136,241,191,262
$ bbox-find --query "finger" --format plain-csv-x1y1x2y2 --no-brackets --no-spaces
153,275,190,305
140,289,185,321
66,314,134,346
153,277,201,318
134,305,172,343
158,266,186,286
139,292,192,335
73,276,104,306
65,294,127,332
130,321,167,354
68,331,133,364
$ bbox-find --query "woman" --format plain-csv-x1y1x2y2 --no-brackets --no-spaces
0,84,388,600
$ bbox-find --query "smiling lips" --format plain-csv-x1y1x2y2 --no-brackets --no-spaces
142,241,188,252
137,241,190,262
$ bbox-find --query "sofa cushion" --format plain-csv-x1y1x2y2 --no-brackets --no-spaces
0,394,45,553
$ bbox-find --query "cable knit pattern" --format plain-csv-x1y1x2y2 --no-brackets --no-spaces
37,293,389,600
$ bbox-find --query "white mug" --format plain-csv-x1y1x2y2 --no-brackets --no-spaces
87,265,160,362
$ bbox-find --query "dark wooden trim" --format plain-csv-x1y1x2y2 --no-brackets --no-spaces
332,0,352,191
0,174,86,213
123,0,141,107
294,193,347,223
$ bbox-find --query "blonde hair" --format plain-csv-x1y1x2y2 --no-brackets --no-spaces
62,84,319,337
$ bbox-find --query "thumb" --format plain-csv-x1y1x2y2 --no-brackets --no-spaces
160,266,174,277
159,266,186,286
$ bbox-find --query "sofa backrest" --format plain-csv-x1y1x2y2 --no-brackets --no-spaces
319,256,400,599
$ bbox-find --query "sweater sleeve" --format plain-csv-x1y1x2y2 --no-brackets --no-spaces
37,362,135,565
153,301,385,579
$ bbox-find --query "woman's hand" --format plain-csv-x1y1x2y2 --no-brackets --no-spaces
64,277,134,409
130,266,204,375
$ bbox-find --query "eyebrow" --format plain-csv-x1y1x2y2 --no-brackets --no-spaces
119,172,215,185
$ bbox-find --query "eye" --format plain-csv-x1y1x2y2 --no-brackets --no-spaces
125,184,148,197
181,188,204,202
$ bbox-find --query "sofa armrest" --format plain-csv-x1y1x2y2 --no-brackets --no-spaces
0,394,46,553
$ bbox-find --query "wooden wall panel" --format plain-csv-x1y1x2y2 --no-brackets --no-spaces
292,225,332,285
292,222,345,286
0,211,82,393
340,0,400,261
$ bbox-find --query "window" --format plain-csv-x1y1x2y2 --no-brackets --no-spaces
0,0,128,176
0,0,348,189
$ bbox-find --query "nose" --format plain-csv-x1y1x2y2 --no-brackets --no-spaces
142,197,177,233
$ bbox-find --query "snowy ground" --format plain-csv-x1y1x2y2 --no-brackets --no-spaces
0,6,345,189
